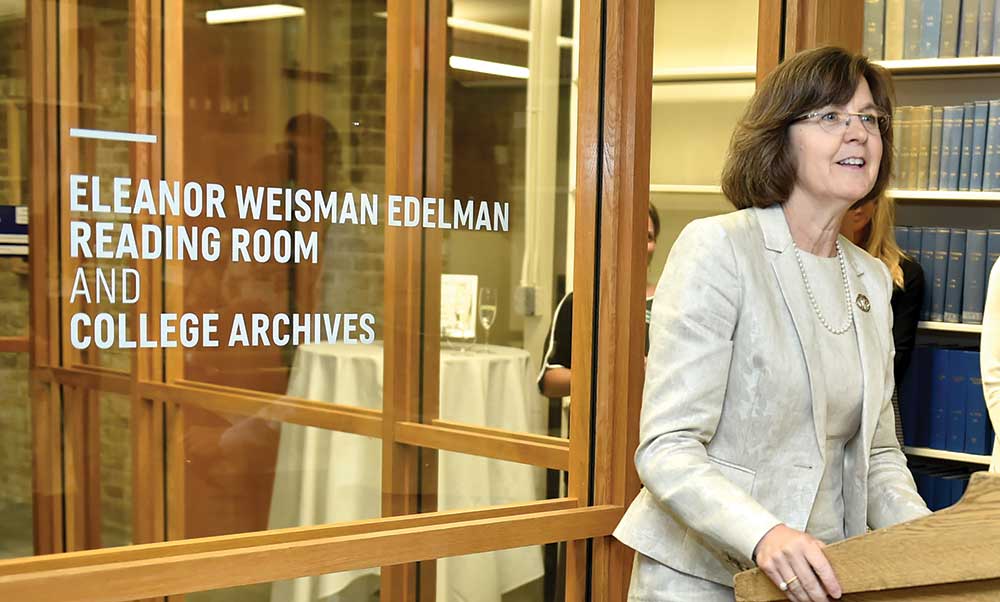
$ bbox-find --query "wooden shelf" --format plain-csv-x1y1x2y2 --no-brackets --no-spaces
875,56,1000,76
918,321,983,334
904,446,993,466
652,66,755,83
887,189,1000,202
649,184,722,194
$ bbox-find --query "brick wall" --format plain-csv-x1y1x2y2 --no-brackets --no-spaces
315,0,388,330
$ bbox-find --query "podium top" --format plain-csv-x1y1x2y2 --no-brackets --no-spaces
734,472,1000,601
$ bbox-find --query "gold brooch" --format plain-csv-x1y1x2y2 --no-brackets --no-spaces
856,293,871,312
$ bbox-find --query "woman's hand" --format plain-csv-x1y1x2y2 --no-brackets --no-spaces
753,524,842,602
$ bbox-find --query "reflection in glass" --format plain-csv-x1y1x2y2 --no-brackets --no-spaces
0,353,32,558
648,0,758,266
441,0,576,441
100,393,132,548
479,286,498,347
184,542,560,602
175,0,389,548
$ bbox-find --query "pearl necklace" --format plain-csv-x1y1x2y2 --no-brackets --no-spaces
792,240,854,335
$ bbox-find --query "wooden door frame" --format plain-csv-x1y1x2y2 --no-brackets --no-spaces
9,1,668,601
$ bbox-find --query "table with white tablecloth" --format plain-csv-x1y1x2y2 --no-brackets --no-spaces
267,342,548,602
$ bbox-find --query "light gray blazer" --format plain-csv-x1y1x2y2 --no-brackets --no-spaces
613,205,930,586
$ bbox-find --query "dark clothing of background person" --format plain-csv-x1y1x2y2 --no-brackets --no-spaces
536,292,653,394
891,256,924,388
890,255,924,442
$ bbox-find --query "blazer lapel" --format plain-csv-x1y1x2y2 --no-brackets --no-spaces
843,245,881,452
756,206,828,460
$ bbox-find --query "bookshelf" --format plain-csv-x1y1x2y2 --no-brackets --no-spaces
860,2,1000,481
888,189,1000,203
876,57,1000,76
917,321,983,334
652,65,755,83
903,446,992,466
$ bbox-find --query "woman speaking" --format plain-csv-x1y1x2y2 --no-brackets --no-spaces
614,47,930,602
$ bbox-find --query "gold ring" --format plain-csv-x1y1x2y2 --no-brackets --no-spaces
779,575,799,591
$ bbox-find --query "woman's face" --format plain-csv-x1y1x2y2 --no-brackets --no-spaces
787,78,883,208
647,216,657,265
840,197,877,243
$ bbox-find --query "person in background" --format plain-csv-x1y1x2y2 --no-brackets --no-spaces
614,46,929,602
537,205,661,398
840,194,923,442
981,260,1000,473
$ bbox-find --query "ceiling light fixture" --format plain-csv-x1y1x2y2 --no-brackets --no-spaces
374,12,573,47
449,56,529,79
206,4,305,25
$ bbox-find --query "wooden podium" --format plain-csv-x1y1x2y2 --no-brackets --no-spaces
734,472,1000,601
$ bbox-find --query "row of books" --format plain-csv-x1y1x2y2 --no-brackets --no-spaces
892,102,1000,191
895,226,999,323
913,466,971,510
899,347,995,455
864,0,1000,60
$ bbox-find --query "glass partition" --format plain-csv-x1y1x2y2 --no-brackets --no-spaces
648,0,759,276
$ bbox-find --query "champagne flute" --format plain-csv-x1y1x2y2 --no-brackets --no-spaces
478,287,497,350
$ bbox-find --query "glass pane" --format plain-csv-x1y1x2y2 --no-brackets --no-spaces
184,415,380,540
433,544,556,602
436,450,548,511
649,0,758,266
0,352,32,558
439,0,577,438
177,0,386,395
99,392,132,547
180,542,560,602
0,2,28,315
67,0,133,373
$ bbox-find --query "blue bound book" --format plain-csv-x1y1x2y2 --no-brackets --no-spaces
946,475,968,507
930,107,945,189
965,351,989,455
915,471,932,506
980,0,997,56
943,229,967,322
995,0,1000,54
942,105,966,190
962,230,989,323
984,99,1000,191
959,0,981,56
941,0,963,56
989,230,1000,276
919,228,937,320
922,0,945,57
907,225,924,263
946,350,970,452
959,102,976,190
864,0,886,59
905,0,925,58
929,347,951,449
895,226,910,253
932,475,949,509
971,101,990,190
930,227,951,321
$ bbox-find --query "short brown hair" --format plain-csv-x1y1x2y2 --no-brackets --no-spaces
721,46,895,209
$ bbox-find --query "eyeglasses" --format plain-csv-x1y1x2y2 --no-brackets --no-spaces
793,110,889,136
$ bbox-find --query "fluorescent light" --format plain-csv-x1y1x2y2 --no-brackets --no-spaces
374,12,573,48
447,17,573,48
206,4,304,25
449,56,528,79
